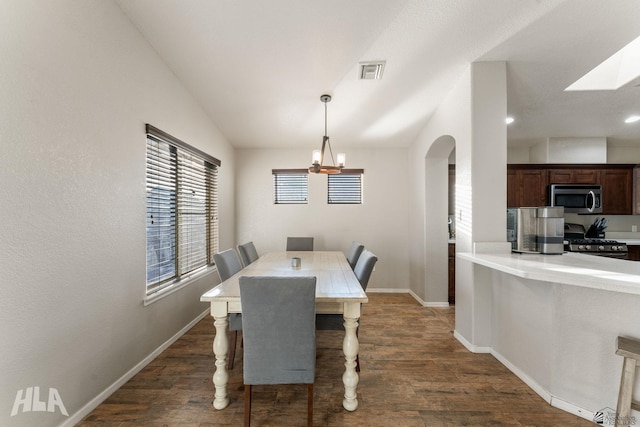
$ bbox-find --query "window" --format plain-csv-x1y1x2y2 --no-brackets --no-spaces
146,124,220,296
273,169,309,204
328,169,363,204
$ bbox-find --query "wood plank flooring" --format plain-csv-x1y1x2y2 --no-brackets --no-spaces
79,293,593,426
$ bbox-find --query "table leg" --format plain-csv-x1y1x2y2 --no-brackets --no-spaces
211,304,229,410
342,302,361,411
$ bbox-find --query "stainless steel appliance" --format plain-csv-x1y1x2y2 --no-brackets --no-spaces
507,207,565,254
564,223,628,259
549,184,602,214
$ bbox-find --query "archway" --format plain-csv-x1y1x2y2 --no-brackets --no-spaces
424,135,455,305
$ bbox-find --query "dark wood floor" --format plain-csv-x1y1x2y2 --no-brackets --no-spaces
79,293,592,426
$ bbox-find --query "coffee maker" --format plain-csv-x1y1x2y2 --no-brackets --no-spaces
507,207,564,254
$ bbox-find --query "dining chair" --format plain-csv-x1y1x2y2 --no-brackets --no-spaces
345,241,364,270
353,249,378,291
237,241,259,267
286,237,314,251
239,276,317,427
315,249,378,372
213,248,244,370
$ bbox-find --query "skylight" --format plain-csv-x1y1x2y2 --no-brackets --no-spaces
565,34,640,91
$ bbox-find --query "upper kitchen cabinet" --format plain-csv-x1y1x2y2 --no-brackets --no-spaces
547,169,599,184
635,166,640,215
600,168,633,215
507,164,635,214
507,166,547,207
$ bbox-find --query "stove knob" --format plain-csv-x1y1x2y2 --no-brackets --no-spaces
598,245,605,251
585,245,591,250
578,245,585,250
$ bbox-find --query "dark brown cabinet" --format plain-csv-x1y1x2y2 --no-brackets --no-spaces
507,167,547,207
628,245,640,261
601,168,633,214
548,169,599,184
448,243,455,304
508,164,635,214
449,243,456,304
635,167,640,215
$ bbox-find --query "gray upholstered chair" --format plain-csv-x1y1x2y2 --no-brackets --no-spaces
352,249,378,291
316,249,378,372
213,248,244,370
286,237,314,251
237,241,259,267
239,276,317,427
345,241,364,270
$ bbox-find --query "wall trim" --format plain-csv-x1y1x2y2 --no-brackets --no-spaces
61,309,210,426
453,330,491,353
455,330,595,423
368,288,450,307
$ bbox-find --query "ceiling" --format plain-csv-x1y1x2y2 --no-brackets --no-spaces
116,0,640,150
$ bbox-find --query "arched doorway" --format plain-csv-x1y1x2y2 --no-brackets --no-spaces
424,135,455,305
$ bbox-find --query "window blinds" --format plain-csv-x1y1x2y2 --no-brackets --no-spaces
272,169,309,204
146,125,220,295
328,169,363,204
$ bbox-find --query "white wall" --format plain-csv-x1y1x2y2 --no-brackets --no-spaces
408,70,470,304
0,1,234,426
235,147,409,291
408,62,508,335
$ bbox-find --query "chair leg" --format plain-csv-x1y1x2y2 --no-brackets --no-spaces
244,384,251,427
227,330,238,370
356,354,360,373
616,357,636,427
307,383,313,427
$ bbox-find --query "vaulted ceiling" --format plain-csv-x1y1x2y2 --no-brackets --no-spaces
117,0,640,150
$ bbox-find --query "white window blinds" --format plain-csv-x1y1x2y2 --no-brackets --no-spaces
146,124,220,295
273,169,309,204
328,169,363,204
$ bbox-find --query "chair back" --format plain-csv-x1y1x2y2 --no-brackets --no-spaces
239,276,317,385
346,241,364,269
286,237,314,251
237,241,259,267
213,248,243,282
353,249,378,290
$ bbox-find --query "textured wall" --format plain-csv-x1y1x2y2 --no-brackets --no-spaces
235,147,410,292
0,1,234,425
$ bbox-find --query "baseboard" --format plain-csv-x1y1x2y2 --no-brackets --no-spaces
550,396,595,422
491,350,594,422
453,332,595,423
61,309,210,426
453,330,491,353
367,288,450,307
489,349,552,404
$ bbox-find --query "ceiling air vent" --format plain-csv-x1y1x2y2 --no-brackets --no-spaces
359,61,385,80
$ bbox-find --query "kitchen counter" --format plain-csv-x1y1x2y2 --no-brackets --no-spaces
456,248,640,421
457,251,640,295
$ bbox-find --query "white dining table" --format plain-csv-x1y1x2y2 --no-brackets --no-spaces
200,251,369,411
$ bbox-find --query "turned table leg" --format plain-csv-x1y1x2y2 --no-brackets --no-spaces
211,303,229,410
342,302,361,411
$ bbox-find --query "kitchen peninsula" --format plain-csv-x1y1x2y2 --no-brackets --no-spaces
457,248,640,422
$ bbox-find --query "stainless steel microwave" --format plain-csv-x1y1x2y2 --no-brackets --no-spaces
548,184,602,214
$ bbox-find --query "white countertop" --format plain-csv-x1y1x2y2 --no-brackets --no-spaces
457,251,640,295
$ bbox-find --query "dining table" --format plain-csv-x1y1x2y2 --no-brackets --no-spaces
200,250,369,411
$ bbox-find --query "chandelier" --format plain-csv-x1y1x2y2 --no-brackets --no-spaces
309,94,345,174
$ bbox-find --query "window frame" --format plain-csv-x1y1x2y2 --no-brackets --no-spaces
327,169,364,204
145,124,221,299
272,169,309,204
